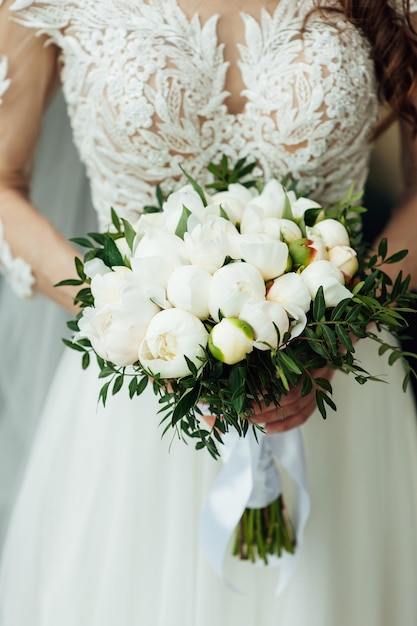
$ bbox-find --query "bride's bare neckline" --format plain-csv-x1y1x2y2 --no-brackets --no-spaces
173,0,282,115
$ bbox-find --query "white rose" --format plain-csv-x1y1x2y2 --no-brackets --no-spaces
167,265,212,319
328,245,359,280
310,219,350,249
208,261,266,321
209,317,254,365
239,299,289,350
183,216,238,273
139,308,209,378
301,260,353,307
267,272,312,314
234,233,289,281
210,183,257,225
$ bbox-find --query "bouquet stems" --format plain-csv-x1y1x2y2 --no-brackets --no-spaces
232,495,296,564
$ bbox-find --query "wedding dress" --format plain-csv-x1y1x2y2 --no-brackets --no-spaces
1,1,417,625
0,89,95,543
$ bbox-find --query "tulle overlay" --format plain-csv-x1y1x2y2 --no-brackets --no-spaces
1,333,416,626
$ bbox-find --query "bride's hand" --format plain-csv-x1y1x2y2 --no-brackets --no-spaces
202,365,334,434
251,365,335,433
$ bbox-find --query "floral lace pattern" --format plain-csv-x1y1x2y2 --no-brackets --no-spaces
6,0,383,230
0,218,35,299
6,0,417,234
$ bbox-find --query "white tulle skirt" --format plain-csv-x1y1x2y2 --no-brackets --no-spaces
0,335,417,626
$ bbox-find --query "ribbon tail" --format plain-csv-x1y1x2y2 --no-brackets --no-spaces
198,429,262,591
268,428,311,594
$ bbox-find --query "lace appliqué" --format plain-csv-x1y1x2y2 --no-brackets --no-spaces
0,218,35,299
12,1,380,231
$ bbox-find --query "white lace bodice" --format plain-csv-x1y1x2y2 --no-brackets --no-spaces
9,0,385,228
2,0,417,296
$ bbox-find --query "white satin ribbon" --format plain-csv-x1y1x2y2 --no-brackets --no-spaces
199,426,310,594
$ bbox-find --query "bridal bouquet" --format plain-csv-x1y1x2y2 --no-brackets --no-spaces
59,157,416,569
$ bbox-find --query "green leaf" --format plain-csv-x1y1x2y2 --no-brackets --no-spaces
315,391,327,419
111,207,121,232
99,381,111,406
313,286,326,321
378,238,387,259
175,205,192,239
122,219,137,251
75,256,86,280
321,392,337,411
336,325,354,352
352,281,365,296
66,319,80,332
62,338,87,353
103,237,125,267
303,207,323,227
172,385,201,424
219,204,230,220
315,377,333,393
301,376,313,397
129,377,138,399
388,351,403,366
98,366,117,378
82,352,90,370
112,375,124,395
70,237,95,249
87,232,106,246
330,298,350,321
385,249,408,264
378,343,391,356
156,184,164,208
282,192,294,220
402,371,411,393
321,325,337,355
179,165,207,206
55,278,84,287
136,376,149,396
278,351,303,375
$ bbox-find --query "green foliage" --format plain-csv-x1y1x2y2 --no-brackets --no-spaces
59,161,417,460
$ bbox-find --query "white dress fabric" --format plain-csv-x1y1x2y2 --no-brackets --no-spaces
1,1,417,625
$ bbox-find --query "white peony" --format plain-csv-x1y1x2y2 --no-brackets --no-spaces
139,308,209,378
209,317,254,365
166,265,212,319
208,261,266,321
239,299,289,350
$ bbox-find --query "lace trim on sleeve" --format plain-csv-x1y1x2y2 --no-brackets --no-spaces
0,56,35,298
0,218,35,299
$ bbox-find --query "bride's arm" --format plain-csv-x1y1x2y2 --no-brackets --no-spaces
376,116,417,287
0,4,80,313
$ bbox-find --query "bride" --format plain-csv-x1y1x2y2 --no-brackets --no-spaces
0,1,417,624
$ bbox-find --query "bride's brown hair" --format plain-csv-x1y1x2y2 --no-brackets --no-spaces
319,0,417,135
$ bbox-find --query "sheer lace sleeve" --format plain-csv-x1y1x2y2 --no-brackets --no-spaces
0,0,58,298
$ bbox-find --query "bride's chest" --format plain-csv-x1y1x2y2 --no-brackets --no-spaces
57,0,377,133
